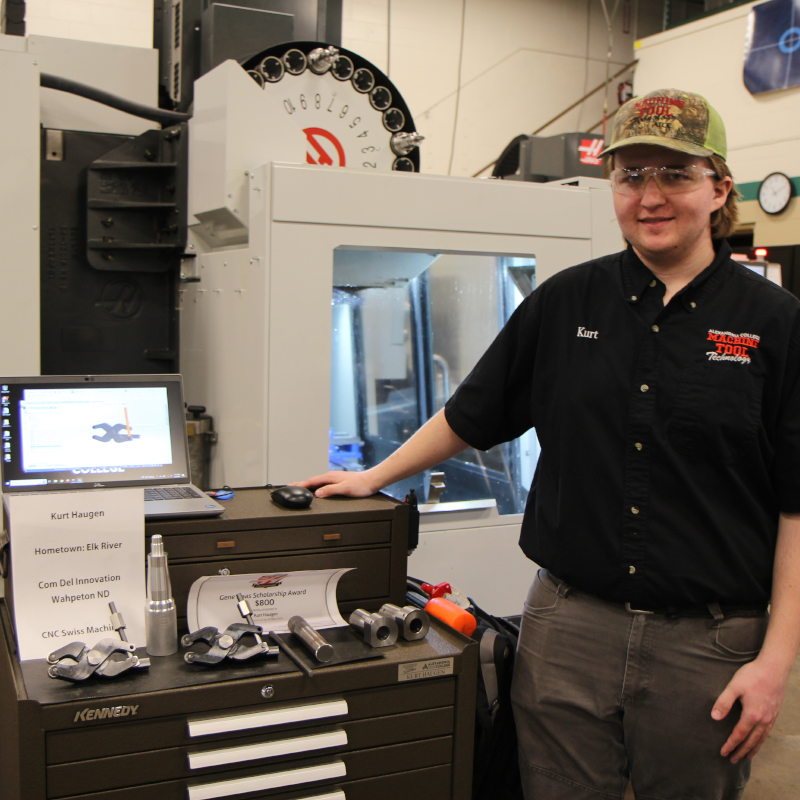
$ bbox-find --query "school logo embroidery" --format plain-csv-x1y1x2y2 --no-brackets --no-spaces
706,329,760,365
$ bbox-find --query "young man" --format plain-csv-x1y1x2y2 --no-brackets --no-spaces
297,89,800,799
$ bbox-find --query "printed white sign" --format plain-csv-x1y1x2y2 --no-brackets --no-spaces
5,489,145,660
186,569,352,634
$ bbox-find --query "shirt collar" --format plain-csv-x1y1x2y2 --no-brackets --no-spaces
621,239,732,313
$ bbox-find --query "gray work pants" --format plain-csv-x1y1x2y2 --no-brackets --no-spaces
511,570,769,800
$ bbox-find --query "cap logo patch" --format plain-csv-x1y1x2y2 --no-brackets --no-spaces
635,96,685,116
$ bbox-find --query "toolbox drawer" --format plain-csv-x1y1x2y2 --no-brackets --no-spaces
151,523,391,559
49,738,453,799
47,709,454,795
58,765,453,800
169,550,392,621
46,680,457,763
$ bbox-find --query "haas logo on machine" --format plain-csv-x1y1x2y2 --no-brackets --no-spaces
304,127,346,167
578,138,604,166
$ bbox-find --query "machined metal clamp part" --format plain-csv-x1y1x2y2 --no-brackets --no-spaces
349,608,398,648
288,615,334,663
379,603,430,641
182,623,278,665
47,639,139,681
47,602,149,681
47,641,87,665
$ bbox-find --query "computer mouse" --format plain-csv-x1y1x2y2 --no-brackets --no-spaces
271,485,314,510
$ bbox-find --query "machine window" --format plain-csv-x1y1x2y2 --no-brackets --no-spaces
329,250,540,514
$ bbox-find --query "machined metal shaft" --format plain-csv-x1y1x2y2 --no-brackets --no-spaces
288,616,334,663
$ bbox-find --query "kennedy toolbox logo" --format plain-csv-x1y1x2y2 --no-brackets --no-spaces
74,704,138,722
706,329,760,365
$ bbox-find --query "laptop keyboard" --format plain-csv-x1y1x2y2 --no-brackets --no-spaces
144,486,203,502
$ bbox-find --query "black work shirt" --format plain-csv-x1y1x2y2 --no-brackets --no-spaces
444,240,800,607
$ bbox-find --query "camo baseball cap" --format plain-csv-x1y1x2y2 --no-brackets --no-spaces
602,89,727,160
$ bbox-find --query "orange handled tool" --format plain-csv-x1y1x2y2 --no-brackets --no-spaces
420,581,452,599
425,597,477,636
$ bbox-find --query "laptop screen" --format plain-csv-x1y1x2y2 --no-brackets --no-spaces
1,375,190,492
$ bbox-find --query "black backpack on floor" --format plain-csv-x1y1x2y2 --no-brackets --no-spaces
407,579,524,800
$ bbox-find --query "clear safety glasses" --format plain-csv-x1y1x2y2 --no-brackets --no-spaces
610,165,718,196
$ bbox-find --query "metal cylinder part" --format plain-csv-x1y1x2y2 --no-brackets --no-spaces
109,602,128,641
288,616,334,663
145,534,178,656
391,131,425,156
349,608,398,648
237,594,253,622
379,603,430,641
237,593,264,645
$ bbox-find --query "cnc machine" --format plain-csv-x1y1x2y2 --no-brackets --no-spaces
0,26,620,615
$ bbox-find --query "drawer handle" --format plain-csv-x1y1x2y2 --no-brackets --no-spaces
188,729,348,769
323,534,341,541
216,541,236,549
188,760,346,800
188,698,348,737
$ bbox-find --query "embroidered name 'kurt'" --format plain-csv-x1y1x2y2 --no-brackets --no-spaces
577,327,599,339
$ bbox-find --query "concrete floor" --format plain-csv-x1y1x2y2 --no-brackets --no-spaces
623,652,800,799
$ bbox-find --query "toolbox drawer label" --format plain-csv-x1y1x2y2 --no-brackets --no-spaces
399,658,454,682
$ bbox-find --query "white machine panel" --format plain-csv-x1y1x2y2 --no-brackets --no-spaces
0,48,40,376
411,509,538,618
270,164,593,240
30,35,158,136
182,161,605,489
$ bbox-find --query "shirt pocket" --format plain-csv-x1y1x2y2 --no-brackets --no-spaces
667,367,763,462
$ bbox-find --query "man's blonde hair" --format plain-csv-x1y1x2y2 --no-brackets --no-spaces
603,152,740,240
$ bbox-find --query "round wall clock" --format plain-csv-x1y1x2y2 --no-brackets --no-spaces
241,42,423,173
757,172,793,215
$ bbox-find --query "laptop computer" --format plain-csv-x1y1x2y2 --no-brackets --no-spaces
0,374,225,519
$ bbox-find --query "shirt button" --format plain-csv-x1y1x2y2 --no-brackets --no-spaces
651,325,659,333
649,280,657,288
629,565,636,574
690,301,697,309
631,506,640,514
640,384,649,392
635,442,643,450
630,295,638,302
